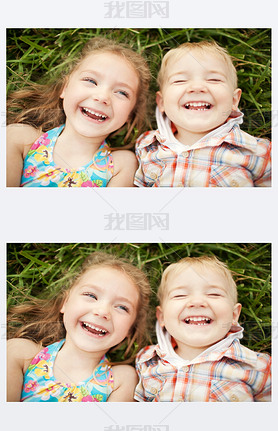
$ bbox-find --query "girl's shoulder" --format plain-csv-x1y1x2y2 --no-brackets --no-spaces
7,338,42,372
7,124,42,156
108,364,138,401
108,149,138,187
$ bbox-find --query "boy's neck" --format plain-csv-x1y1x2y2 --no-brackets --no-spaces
175,129,211,147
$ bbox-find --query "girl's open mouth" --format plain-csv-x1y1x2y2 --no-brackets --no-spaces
81,321,109,337
80,107,108,122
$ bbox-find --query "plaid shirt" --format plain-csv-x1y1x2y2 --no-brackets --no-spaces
134,120,271,187
135,339,271,402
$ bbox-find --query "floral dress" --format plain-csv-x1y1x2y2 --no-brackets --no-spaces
21,340,114,402
20,125,114,187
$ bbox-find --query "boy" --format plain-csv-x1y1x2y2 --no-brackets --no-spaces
134,256,271,401
134,41,271,187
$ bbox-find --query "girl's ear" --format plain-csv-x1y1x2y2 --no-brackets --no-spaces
60,291,69,314
156,306,165,327
60,77,69,100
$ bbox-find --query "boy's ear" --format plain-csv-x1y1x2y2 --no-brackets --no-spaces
232,88,242,110
232,302,242,324
156,306,165,327
156,91,165,113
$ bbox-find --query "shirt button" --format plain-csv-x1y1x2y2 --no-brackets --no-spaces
230,180,239,187
182,366,189,372
182,151,189,158
178,397,184,402
150,172,158,180
230,394,239,402
177,183,184,187
150,387,158,395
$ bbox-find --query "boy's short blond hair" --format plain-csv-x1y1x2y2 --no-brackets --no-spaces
157,255,238,305
157,40,238,90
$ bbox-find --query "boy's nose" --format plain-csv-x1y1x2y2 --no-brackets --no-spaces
187,80,207,93
187,295,208,307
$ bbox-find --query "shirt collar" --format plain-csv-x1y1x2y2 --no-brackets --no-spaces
137,322,251,367
138,108,257,154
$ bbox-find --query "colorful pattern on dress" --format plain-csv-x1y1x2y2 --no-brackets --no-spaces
21,125,114,187
21,340,114,402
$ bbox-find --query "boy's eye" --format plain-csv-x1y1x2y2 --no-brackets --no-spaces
173,294,187,299
207,292,222,297
173,80,187,84
208,79,222,82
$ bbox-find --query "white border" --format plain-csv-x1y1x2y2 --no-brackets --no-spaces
1,1,277,430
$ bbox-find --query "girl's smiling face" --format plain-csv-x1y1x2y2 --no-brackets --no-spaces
157,265,241,360
60,52,139,144
60,266,139,356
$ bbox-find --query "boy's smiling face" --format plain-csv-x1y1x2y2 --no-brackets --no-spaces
156,49,241,146
156,265,241,360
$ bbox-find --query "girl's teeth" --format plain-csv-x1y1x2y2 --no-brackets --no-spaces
82,322,107,335
82,107,107,121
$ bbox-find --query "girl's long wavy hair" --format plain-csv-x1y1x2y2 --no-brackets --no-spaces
7,37,151,146
7,252,151,364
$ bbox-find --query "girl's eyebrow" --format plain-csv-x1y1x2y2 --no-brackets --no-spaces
80,69,135,91
78,284,136,307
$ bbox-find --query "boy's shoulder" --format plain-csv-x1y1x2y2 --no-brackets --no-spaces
227,339,271,370
136,129,161,150
136,344,160,365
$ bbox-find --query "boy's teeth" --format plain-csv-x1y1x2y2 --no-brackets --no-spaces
83,322,107,335
185,317,211,325
185,102,211,110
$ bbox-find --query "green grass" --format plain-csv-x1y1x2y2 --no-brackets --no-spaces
7,243,271,360
7,28,271,143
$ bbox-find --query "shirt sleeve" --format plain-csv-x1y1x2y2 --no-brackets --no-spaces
253,138,271,187
253,353,271,401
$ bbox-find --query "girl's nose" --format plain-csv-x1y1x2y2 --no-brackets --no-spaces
92,302,111,319
92,86,110,105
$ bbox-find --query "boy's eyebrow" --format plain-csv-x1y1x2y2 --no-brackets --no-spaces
167,69,227,80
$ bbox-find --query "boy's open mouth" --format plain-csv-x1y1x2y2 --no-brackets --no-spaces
184,316,212,325
81,321,109,336
81,107,108,122
184,102,212,111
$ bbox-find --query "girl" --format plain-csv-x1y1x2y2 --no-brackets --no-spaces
7,36,150,187
7,251,150,402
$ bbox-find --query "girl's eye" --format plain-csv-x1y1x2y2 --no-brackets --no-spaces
83,292,97,300
116,90,129,98
116,304,129,313
83,77,97,85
